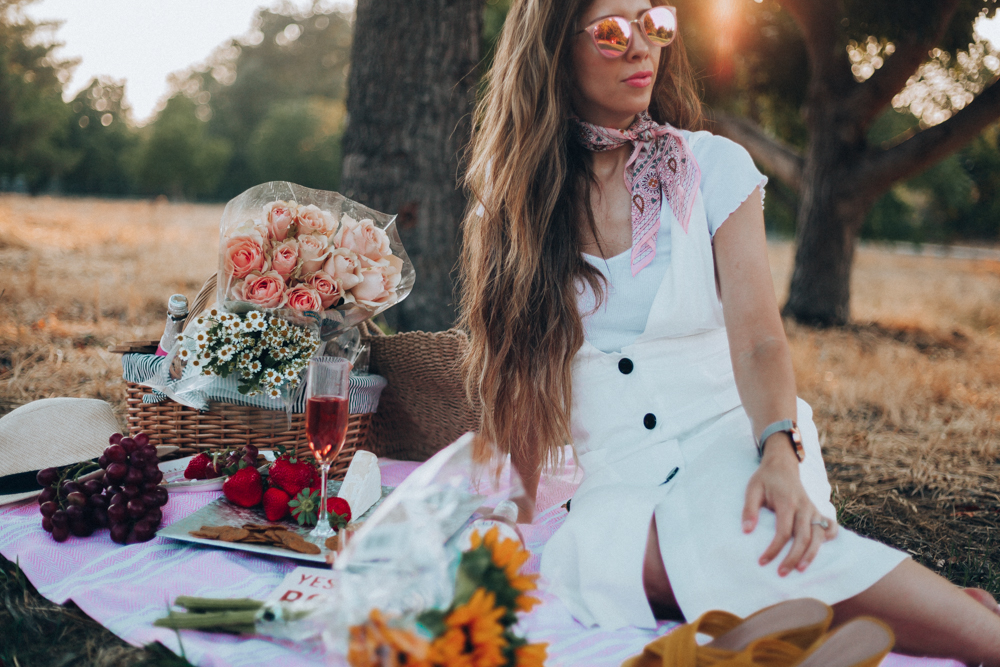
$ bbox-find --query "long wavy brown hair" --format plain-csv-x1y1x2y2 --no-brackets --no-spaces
458,0,703,473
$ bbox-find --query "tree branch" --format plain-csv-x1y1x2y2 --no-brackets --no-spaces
708,112,805,192
776,0,858,109
853,78,1000,196
848,0,961,127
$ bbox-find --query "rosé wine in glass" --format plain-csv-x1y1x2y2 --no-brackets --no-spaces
304,356,351,540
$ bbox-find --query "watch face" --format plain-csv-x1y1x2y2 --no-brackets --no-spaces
790,423,805,461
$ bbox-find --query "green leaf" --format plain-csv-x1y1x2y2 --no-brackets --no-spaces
415,609,448,637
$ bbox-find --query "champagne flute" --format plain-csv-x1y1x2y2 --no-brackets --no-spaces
304,356,351,540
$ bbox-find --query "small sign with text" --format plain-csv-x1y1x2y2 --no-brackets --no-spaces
266,566,337,605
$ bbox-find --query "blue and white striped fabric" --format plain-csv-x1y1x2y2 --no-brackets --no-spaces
121,354,385,414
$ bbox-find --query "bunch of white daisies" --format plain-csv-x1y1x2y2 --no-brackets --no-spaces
177,308,321,398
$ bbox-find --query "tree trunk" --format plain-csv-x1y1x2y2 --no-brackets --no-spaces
781,33,875,327
340,0,481,333
783,175,869,326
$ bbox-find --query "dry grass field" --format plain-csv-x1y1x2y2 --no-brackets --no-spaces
1,194,1000,662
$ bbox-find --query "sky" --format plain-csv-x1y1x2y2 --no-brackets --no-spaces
22,1,1000,126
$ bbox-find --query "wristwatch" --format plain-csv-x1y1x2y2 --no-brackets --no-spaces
756,419,805,462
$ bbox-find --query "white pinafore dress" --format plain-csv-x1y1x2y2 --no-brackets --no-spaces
538,131,908,631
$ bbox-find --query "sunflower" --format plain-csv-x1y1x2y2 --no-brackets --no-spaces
469,527,541,612
428,628,474,667
347,609,432,667
438,589,507,667
513,643,547,667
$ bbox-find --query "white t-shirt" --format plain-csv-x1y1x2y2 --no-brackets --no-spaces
579,131,767,353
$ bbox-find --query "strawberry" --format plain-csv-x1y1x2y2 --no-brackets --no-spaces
289,488,321,526
327,496,351,531
222,466,264,508
263,487,290,522
269,454,318,498
184,453,211,480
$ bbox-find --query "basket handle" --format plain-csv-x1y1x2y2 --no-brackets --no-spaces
358,319,386,337
182,274,218,332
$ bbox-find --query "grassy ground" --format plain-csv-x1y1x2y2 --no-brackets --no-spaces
1,194,1000,663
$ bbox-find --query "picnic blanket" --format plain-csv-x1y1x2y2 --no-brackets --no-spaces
0,457,961,667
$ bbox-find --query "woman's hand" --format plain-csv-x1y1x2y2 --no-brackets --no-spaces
741,435,839,576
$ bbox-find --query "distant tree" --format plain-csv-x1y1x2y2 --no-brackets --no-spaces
175,6,353,198
136,95,231,200
248,98,344,191
61,78,140,195
340,0,482,332
0,0,77,193
675,0,1000,325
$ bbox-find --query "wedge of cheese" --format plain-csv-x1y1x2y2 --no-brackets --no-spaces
337,450,381,519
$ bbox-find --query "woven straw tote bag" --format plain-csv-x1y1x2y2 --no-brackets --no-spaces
359,322,481,461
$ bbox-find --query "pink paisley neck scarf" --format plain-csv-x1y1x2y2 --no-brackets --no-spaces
572,110,701,276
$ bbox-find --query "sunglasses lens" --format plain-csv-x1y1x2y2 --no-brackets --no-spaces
642,7,677,47
591,17,632,57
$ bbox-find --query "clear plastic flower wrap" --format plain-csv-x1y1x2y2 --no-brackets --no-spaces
218,181,415,340
140,181,413,410
253,433,534,656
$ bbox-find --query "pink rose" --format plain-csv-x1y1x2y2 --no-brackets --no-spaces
239,271,286,309
296,204,336,237
270,238,299,280
296,233,330,275
264,201,296,241
305,271,344,309
334,215,391,262
285,284,323,312
383,255,404,290
351,265,397,309
323,248,364,291
225,235,268,279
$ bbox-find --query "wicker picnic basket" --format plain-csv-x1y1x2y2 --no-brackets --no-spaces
122,380,372,480
110,277,376,479
112,277,481,475
361,326,481,461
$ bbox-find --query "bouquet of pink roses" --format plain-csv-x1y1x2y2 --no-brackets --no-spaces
219,182,414,336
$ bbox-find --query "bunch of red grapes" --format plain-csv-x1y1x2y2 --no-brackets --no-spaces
36,432,169,544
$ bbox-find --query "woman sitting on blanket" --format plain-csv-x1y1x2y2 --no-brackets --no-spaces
456,0,1000,664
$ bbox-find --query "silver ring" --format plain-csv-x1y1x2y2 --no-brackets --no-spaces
811,518,831,530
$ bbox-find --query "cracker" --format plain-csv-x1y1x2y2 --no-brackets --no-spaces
278,531,319,553
243,523,285,532
264,529,287,543
283,537,321,555
217,527,250,542
189,530,220,539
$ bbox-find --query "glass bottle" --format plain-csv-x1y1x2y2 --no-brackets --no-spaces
156,294,189,356
458,499,524,549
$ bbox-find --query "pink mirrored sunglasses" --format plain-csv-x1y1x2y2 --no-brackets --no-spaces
577,6,678,58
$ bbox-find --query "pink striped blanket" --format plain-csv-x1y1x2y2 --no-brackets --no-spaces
0,458,960,666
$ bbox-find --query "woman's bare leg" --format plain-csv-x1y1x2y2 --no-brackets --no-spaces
643,516,684,621
833,559,1000,666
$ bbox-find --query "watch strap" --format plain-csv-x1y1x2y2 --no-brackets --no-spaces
756,419,805,461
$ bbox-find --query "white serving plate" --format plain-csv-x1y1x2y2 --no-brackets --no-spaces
158,451,276,493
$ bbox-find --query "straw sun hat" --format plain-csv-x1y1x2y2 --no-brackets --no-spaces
0,398,122,506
